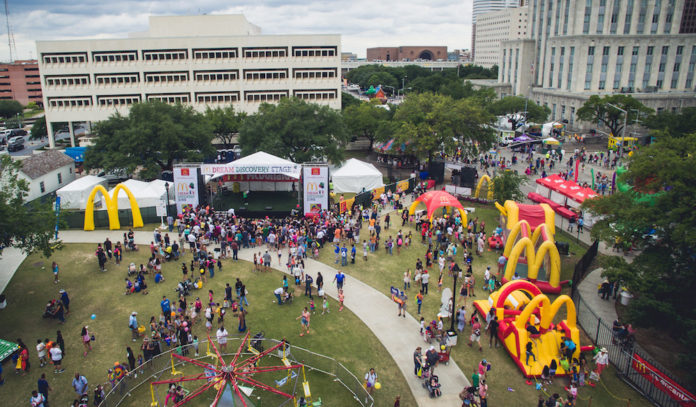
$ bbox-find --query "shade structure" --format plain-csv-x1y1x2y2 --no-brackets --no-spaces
331,158,384,193
542,137,560,145
56,175,108,209
101,179,171,209
203,151,301,180
408,190,467,224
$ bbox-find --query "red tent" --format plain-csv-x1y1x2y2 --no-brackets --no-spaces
408,190,467,223
535,174,566,191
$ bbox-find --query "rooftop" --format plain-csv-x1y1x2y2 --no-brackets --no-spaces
20,150,74,179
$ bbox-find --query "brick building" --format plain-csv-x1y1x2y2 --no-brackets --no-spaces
0,60,43,106
366,46,448,61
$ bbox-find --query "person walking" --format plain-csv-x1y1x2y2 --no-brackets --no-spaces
468,317,483,351
129,312,139,342
297,307,311,336
333,270,345,290
421,270,429,295
36,339,48,368
56,331,65,356
126,347,136,372
30,390,46,407
52,262,59,284
59,290,70,315
413,347,423,378
49,343,64,373
72,372,88,396
304,274,314,299
37,373,52,406
397,291,407,318
80,326,92,357
216,326,228,351
364,368,377,396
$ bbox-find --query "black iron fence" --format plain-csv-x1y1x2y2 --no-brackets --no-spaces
571,240,599,297
573,291,696,407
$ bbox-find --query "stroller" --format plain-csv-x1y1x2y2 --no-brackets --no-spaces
176,280,194,297
43,300,62,319
460,386,479,406
423,374,442,398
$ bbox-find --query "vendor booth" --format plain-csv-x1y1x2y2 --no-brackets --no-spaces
331,158,384,193
56,175,107,209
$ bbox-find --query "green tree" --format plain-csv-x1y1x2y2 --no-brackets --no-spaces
583,133,696,388
0,155,60,258
492,170,527,204
487,96,550,131
84,101,214,179
0,100,23,119
576,95,653,137
391,92,495,162
30,116,47,140
341,91,361,111
644,106,696,139
204,106,246,149
239,97,349,163
343,101,392,150
365,71,399,90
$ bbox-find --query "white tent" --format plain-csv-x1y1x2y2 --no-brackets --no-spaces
101,179,172,209
56,175,107,209
204,151,300,192
331,158,384,193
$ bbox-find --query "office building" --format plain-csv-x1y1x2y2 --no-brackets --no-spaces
36,15,341,148
474,6,529,68
497,0,696,128
472,0,525,59
0,60,43,106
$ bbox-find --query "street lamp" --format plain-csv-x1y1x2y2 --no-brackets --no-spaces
164,182,170,218
606,103,628,138
382,85,396,96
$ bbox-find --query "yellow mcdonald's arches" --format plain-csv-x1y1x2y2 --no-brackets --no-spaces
84,183,144,231
503,228,562,291
474,174,494,199
503,219,532,257
501,201,556,235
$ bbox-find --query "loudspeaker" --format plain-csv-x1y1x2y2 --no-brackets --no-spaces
428,160,445,184
459,167,477,188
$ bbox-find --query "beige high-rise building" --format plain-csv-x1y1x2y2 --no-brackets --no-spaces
36,15,341,148
474,6,529,68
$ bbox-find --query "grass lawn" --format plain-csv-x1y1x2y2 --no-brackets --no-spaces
316,201,651,407
0,244,413,407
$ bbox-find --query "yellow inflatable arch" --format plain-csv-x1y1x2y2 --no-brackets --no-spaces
84,184,144,231
474,174,494,200
503,237,561,289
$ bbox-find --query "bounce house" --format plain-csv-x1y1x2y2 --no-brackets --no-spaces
474,174,494,200
408,190,467,224
615,166,663,205
474,281,589,377
495,201,566,294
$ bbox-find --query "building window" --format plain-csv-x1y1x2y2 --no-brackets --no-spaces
57,173,62,184
97,95,141,106
597,0,606,34
242,47,288,58
650,0,661,34
292,47,337,57
193,48,238,59
92,51,137,62
243,69,288,80
570,106,575,126
585,46,595,90
142,49,188,61
293,89,338,100
610,0,621,34
40,182,45,194
95,73,139,85
624,0,634,33
193,71,239,81
567,46,574,91
558,47,565,88
47,96,92,108
244,90,289,102
195,92,240,104
686,46,696,88
45,75,90,86
293,68,337,79
637,0,647,33
583,0,592,34
146,93,190,104
144,72,189,83
41,53,87,64
549,47,555,87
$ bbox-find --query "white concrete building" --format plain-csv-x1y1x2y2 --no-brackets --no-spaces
472,0,525,59
474,6,529,68
36,15,341,148
496,0,696,129
18,150,76,202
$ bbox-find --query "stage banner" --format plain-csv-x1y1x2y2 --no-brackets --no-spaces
397,180,409,193
632,353,696,406
174,167,199,214
303,165,329,215
372,186,385,200
339,197,355,214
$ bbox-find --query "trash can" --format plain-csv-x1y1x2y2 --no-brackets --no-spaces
620,291,633,306
213,248,221,260
446,330,458,346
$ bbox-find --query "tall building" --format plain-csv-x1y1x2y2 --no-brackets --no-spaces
497,0,696,128
474,6,529,68
36,15,341,148
0,60,43,106
472,0,524,59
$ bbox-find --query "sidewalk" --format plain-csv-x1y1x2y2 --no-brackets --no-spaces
7,227,469,406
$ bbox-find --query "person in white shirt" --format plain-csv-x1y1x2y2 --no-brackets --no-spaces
30,390,46,407
36,339,47,367
49,346,64,373
216,326,228,351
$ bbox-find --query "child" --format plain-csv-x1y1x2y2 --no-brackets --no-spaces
192,336,199,357
322,297,329,315
137,354,144,374
338,289,345,311
309,299,316,314
420,317,425,337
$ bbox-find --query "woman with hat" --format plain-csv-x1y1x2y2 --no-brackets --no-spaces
593,347,609,377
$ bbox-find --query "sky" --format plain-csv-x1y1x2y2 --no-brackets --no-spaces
1,0,474,62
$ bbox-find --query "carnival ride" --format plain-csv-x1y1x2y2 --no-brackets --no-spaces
149,334,319,407
474,280,588,377
495,201,566,294
408,190,468,224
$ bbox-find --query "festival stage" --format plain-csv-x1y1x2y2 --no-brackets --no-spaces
212,190,299,217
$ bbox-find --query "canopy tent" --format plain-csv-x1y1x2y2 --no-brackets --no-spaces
101,179,172,209
408,190,467,224
331,158,384,193
56,175,107,209
562,185,599,208
535,174,565,198
202,151,300,192
542,137,560,145
513,134,534,142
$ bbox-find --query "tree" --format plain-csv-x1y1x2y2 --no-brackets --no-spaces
84,101,214,179
341,91,360,111
0,100,22,119
391,92,495,162
30,116,47,140
644,107,696,139
343,101,391,150
582,133,696,388
365,71,399,90
576,95,653,137
492,170,527,204
0,155,60,258
239,97,349,163
487,96,550,131
203,106,246,149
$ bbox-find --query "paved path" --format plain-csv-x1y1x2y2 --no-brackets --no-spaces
2,228,469,406
576,268,619,324
0,247,29,294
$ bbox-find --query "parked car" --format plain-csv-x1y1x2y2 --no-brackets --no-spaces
7,136,25,152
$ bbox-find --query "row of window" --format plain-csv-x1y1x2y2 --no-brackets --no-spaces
42,47,337,64
44,68,337,86
48,90,337,107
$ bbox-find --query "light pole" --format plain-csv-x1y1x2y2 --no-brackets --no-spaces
382,85,396,97
606,103,628,138
164,182,170,218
